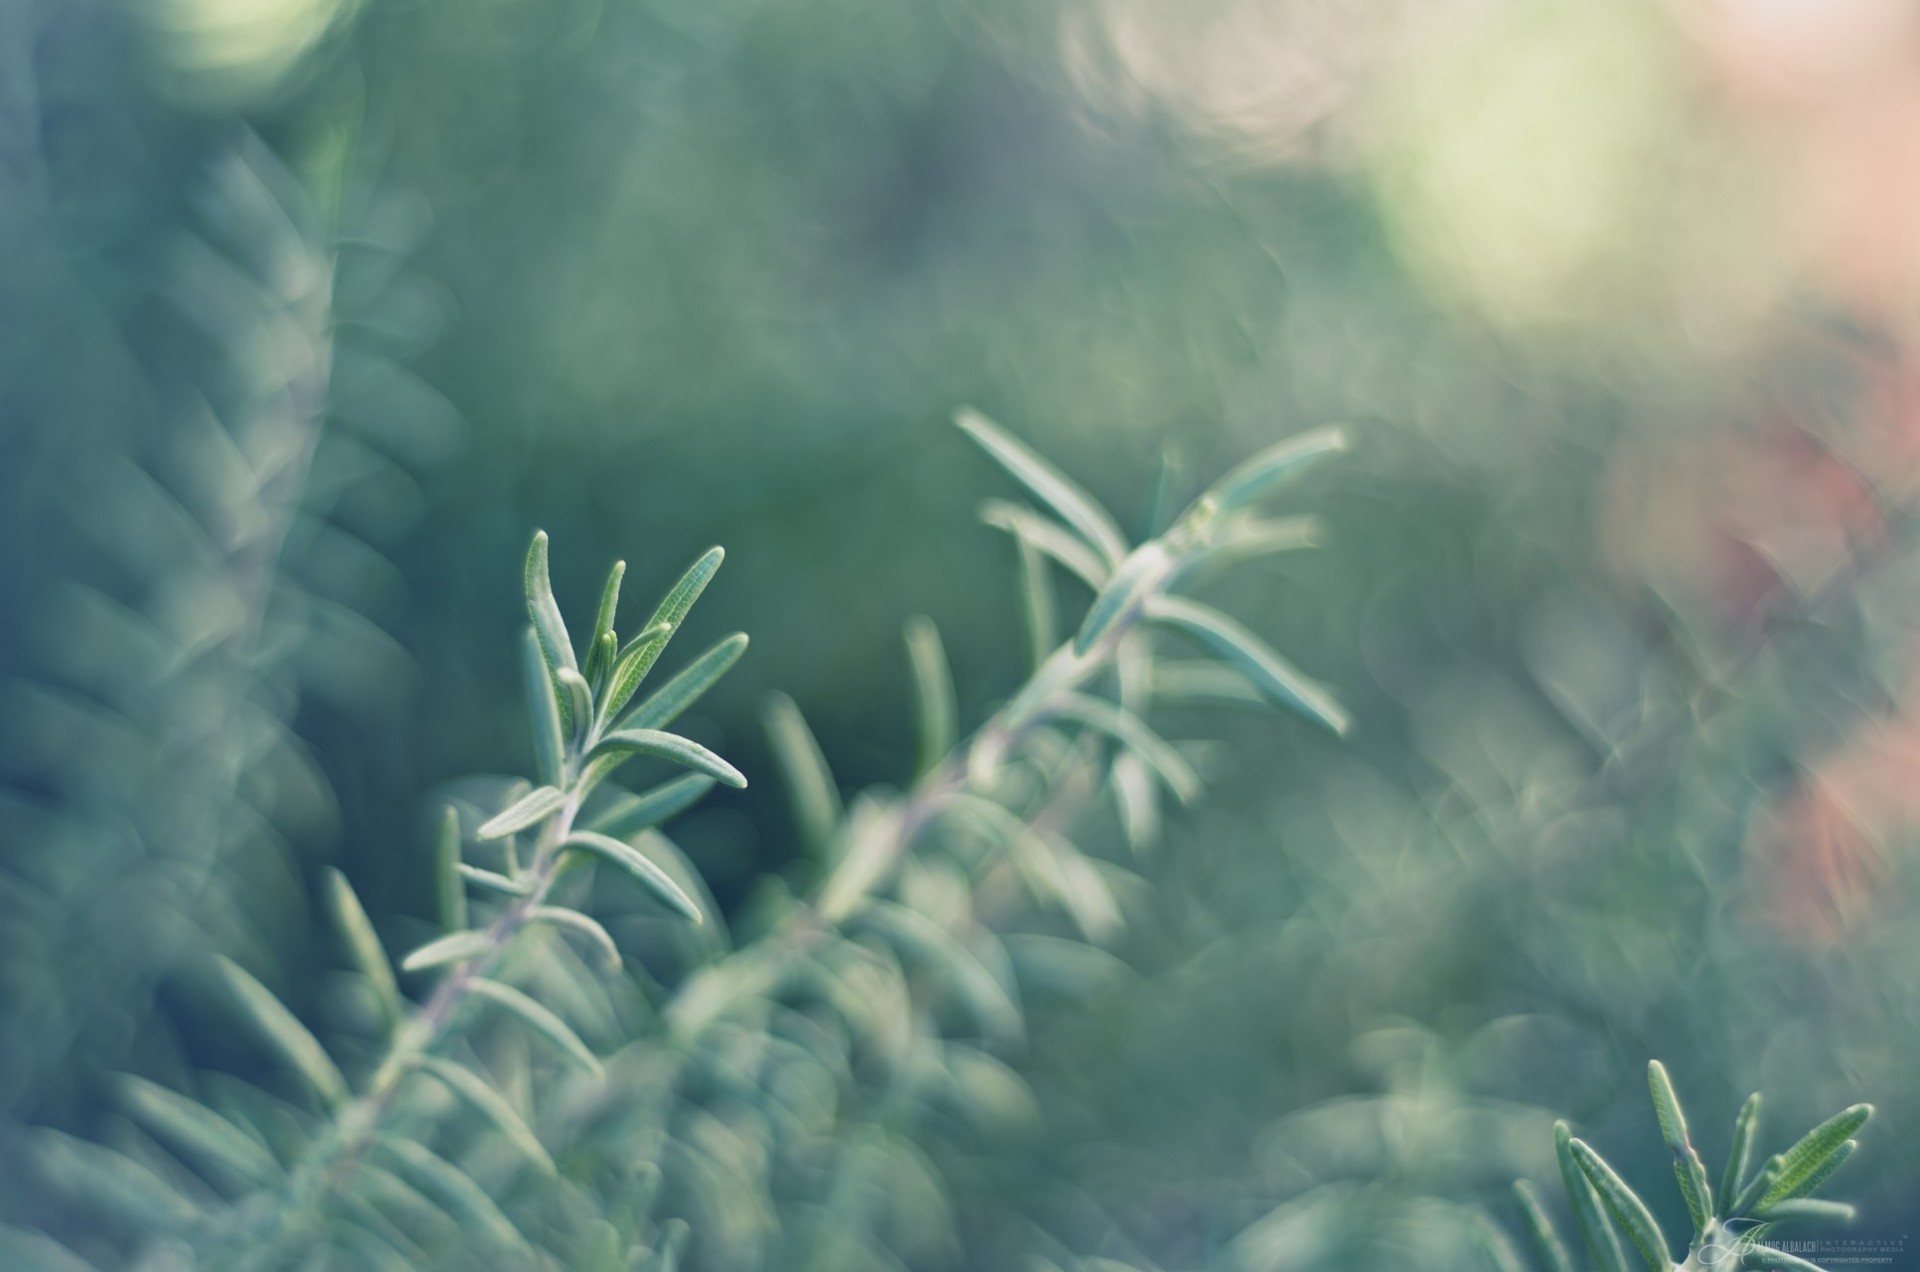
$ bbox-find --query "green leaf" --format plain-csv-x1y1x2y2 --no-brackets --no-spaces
324,868,401,1032
641,546,726,635
1074,543,1170,655
558,667,594,742
621,632,749,732
435,806,467,933
401,931,493,973
586,773,716,840
587,728,746,788
413,1055,555,1174
1014,530,1058,670
1647,1060,1691,1153
764,692,842,855
525,531,578,732
1052,692,1200,804
585,559,626,687
1757,1198,1856,1225
1722,1092,1762,1215
527,905,622,971
956,409,1128,568
29,1129,200,1233
1570,1137,1672,1271
817,795,907,922
1469,1207,1530,1272
1145,594,1349,735
0,1223,96,1272
1557,1122,1630,1272
1759,1139,1858,1211
1512,1179,1575,1272
600,547,726,721
1648,1061,1714,1233
212,956,348,1109
375,1137,534,1259
477,785,567,840
523,630,566,788
979,498,1110,589
456,863,531,896
600,621,673,724
1111,751,1160,854
854,901,1023,1044
1189,425,1348,516
1756,1105,1871,1210
904,616,956,778
558,831,702,922
465,979,603,1074
116,1074,279,1190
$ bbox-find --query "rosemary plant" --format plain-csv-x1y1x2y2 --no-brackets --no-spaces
1489,1061,1873,1272
9,413,1353,1269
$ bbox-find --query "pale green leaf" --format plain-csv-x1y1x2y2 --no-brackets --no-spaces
213,956,348,1109
477,785,566,841
413,1056,554,1174
956,409,1128,568
323,868,400,1032
465,979,603,1074
1053,692,1200,804
904,616,956,778
979,498,1110,589
1145,594,1349,735
1557,1122,1630,1272
584,559,626,687
522,629,565,788
1189,425,1348,516
764,692,842,855
854,901,1023,1044
1571,1137,1672,1271
585,773,716,840
525,531,578,732
29,1129,199,1233
1512,1179,1574,1272
1759,1139,1858,1211
375,1137,533,1258
558,831,702,922
1014,530,1057,670
455,864,530,896
600,621,672,724
401,930,493,973
1722,1092,1762,1213
1756,1105,1871,1209
620,632,749,732
527,905,622,971
436,806,467,933
1074,542,1169,655
116,1074,279,1190
557,668,593,742
587,728,745,788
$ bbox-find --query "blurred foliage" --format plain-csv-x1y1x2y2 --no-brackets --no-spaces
4,0,1920,1267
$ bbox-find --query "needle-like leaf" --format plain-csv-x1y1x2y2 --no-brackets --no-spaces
558,831,703,922
465,979,602,1075
1570,1137,1672,1271
413,1056,554,1174
525,531,578,732
213,957,348,1110
1145,594,1349,735
478,786,567,841
957,409,1128,568
587,729,746,788
904,616,956,778
620,633,749,732
324,868,401,1032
